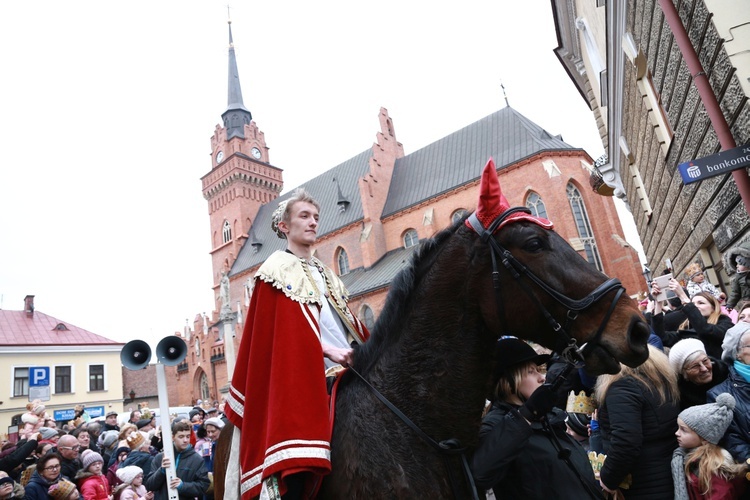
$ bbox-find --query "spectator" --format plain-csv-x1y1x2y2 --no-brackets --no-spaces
652,280,732,358
722,305,750,363
470,338,601,499
71,428,91,454
75,450,108,500
202,418,224,474
106,446,130,495
668,338,728,410
47,479,79,499
707,327,750,463
595,345,680,498
128,412,141,426
684,263,721,299
121,433,153,479
0,470,24,499
85,423,101,455
24,453,64,499
54,436,81,481
113,426,137,458
115,466,152,500
672,393,746,499
0,430,39,476
723,242,750,310
102,413,119,434
144,420,209,500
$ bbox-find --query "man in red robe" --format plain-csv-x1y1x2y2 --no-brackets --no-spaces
225,188,369,500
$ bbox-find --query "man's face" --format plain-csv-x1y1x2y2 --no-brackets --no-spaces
57,439,80,460
280,201,319,247
106,415,117,426
205,425,221,441
173,430,191,452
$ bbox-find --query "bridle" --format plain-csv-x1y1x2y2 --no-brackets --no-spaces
349,207,627,500
466,207,626,363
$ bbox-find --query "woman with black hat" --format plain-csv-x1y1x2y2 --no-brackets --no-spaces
470,337,602,499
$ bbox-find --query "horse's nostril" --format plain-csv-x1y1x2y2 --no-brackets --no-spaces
627,318,650,348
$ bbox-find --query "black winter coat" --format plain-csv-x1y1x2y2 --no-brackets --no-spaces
598,377,679,499
144,445,209,500
708,366,750,461
470,403,602,499
24,470,59,500
651,303,733,358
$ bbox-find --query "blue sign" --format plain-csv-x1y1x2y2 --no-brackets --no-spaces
86,406,105,418
678,143,750,184
54,409,76,422
29,367,50,387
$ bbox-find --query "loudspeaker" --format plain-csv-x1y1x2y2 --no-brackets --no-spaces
120,340,152,370
156,336,187,366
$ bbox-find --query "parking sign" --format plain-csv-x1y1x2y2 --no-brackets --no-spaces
29,367,50,387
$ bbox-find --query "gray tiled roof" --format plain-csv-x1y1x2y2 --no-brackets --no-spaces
340,245,419,296
230,149,373,277
381,106,576,217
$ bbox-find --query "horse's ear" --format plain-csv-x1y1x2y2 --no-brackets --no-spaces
475,158,511,228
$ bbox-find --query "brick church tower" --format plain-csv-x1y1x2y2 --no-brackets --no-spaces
201,19,283,307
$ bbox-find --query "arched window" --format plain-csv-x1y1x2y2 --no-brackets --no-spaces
199,372,210,401
336,247,350,276
566,183,603,271
525,192,549,219
359,304,376,331
403,229,419,248
222,220,232,243
451,209,469,224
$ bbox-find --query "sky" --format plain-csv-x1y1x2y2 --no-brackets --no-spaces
0,1,645,346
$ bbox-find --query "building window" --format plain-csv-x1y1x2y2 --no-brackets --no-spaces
89,365,104,392
566,184,603,271
403,229,419,248
222,220,232,244
360,304,376,331
200,372,210,401
336,247,350,276
55,366,72,394
525,192,549,219
451,209,469,224
14,367,29,397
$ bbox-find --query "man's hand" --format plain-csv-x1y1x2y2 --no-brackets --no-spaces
322,345,353,367
161,457,172,470
169,477,182,490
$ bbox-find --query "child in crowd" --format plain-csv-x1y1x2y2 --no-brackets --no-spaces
724,243,750,310
47,479,80,499
75,450,110,500
115,466,153,500
672,393,747,499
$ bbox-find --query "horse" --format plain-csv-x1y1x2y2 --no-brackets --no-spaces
216,159,650,499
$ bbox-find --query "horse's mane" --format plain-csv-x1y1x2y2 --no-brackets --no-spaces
355,216,468,374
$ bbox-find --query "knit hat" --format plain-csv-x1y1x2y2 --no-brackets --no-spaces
566,412,590,437
98,430,119,449
722,321,750,363
81,449,103,470
48,479,77,499
126,431,145,450
685,262,703,280
135,419,152,430
204,417,225,430
38,427,58,440
679,393,736,445
116,465,143,485
668,338,706,375
113,446,131,460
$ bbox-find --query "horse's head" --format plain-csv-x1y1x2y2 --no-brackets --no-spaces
467,159,649,374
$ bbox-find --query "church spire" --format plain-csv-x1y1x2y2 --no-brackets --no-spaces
222,16,252,140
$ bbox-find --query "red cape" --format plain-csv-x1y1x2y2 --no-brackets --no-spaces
226,279,333,499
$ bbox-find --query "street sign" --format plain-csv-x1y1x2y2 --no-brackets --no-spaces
29,386,50,402
678,143,750,184
29,367,50,387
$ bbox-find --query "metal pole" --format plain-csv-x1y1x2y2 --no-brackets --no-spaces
156,363,179,500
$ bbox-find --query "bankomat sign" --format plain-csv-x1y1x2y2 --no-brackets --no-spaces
679,144,750,184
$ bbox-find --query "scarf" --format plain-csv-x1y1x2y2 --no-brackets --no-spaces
671,447,690,500
734,360,750,382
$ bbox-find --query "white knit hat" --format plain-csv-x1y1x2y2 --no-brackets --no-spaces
116,465,143,485
669,338,706,375
204,417,225,429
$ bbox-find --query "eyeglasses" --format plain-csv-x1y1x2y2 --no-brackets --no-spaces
43,464,61,471
685,358,712,373
60,446,80,451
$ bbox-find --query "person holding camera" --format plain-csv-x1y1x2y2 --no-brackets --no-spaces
470,337,602,499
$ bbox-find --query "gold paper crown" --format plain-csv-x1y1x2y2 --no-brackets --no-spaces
588,451,606,479
566,390,596,414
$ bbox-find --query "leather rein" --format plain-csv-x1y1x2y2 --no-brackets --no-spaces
349,207,626,500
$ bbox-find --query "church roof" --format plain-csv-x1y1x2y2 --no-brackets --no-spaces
230,106,578,285
340,245,419,297
382,106,575,217
0,310,122,346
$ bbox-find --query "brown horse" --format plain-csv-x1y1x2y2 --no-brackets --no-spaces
217,160,649,499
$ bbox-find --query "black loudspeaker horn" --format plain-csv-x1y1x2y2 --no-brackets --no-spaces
120,340,152,370
156,336,187,366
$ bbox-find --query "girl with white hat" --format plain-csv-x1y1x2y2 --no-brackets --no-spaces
115,466,152,500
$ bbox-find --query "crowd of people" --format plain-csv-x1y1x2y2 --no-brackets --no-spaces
0,402,227,500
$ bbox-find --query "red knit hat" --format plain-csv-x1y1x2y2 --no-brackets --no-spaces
467,158,554,233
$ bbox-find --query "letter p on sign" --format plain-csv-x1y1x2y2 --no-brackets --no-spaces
30,367,50,387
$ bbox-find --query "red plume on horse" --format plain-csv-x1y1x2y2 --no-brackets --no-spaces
215,158,649,499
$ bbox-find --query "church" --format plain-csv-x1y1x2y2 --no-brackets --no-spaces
168,21,644,407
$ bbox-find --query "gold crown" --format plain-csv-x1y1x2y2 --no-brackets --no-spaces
566,390,596,414
588,451,606,479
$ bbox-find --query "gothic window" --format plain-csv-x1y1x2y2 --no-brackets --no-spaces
403,229,419,248
222,220,232,243
566,183,603,271
200,372,210,401
360,304,376,331
451,209,469,224
525,192,549,220
337,247,350,276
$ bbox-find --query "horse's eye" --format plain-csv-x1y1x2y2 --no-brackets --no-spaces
523,238,544,252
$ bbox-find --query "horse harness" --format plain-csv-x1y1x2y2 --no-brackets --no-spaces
349,206,626,500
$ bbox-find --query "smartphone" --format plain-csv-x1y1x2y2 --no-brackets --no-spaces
652,273,673,302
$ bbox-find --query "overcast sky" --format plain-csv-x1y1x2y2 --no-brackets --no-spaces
0,1,644,347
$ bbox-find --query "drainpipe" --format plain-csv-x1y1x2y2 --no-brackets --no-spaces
658,0,750,214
